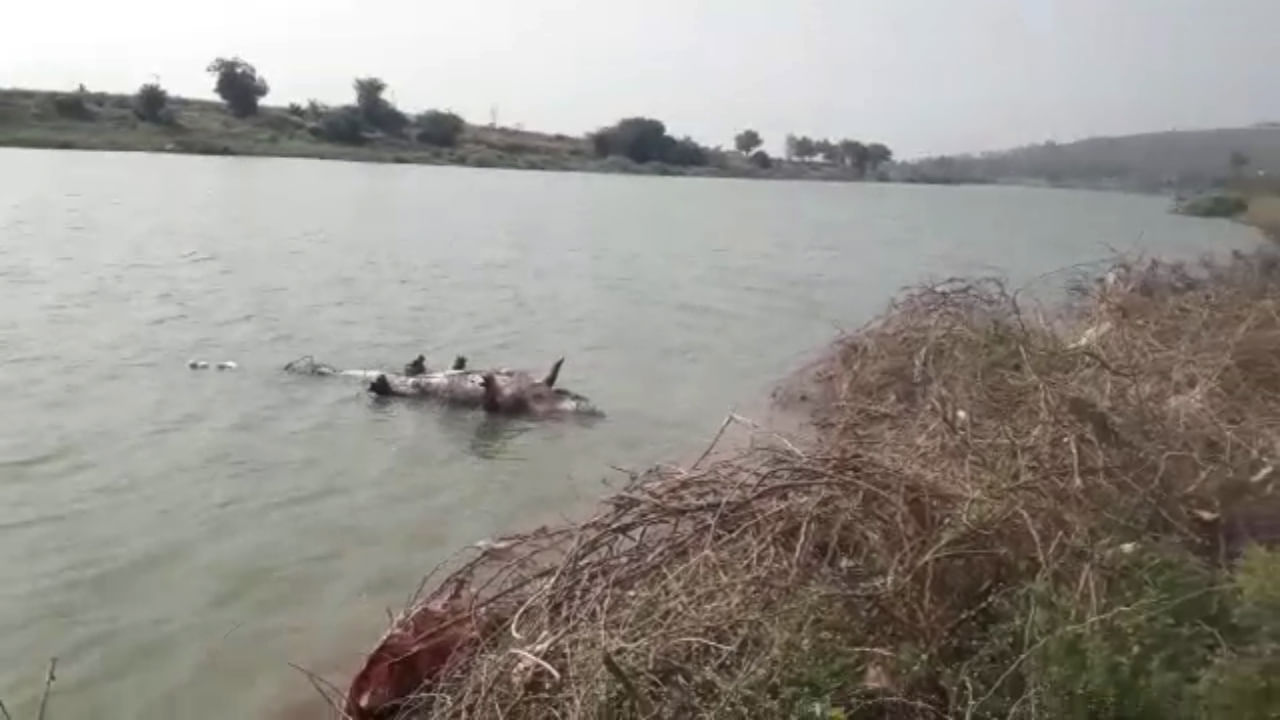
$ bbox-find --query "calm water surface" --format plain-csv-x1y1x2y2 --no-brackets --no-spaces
0,148,1263,717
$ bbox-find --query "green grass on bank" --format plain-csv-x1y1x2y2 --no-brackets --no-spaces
1171,176,1280,240
1174,192,1250,218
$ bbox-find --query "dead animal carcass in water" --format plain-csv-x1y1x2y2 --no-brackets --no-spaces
345,583,487,720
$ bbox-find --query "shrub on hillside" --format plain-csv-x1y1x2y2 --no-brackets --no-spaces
52,94,95,121
1177,192,1250,218
134,83,175,125
311,106,365,144
415,110,465,147
665,136,708,166
353,77,408,136
749,149,773,169
370,105,409,137
254,111,307,135
591,117,710,166
591,117,667,162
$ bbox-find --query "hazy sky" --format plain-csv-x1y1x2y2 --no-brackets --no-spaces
4,0,1279,157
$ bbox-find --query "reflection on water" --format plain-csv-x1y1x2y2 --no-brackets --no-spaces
467,414,535,460
0,148,1264,719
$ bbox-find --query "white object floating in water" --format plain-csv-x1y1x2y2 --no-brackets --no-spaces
338,369,382,380
216,361,238,371
187,359,210,370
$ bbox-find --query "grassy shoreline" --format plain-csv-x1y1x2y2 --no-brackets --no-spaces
338,251,1280,719
1171,179,1280,241
0,88,868,182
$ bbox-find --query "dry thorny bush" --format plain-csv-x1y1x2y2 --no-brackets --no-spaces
340,250,1280,720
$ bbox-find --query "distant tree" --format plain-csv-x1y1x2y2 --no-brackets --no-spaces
839,139,869,175
816,139,841,164
207,57,269,117
749,149,773,169
353,77,408,135
415,110,466,147
592,117,669,163
866,143,894,173
785,134,798,161
134,82,173,124
305,99,327,120
1230,150,1251,176
311,105,365,144
354,77,386,114
286,102,305,118
793,136,817,162
666,136,708,166
704,146,733,170
591,117,707,166
734,129,762,155
376,106,409,135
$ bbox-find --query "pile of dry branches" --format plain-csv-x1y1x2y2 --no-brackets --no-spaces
341,250,1280,719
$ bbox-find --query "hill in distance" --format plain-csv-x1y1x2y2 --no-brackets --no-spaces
897,124,1280,192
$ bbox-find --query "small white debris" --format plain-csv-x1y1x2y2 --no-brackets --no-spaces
1070,321,1112,349
955,409,969,423
1250,465,1274,484
216,361,238,371
472,539,517,559
187,359,210,370
1118,542,1139,555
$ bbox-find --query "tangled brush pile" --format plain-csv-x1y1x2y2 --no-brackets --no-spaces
339,251,1280,720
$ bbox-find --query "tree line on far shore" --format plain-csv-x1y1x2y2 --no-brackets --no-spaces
731,130,894,175
784,134,893,175
67,57,470,148
585,123,895,174
52,56,894,175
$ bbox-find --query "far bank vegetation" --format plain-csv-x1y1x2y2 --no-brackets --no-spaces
1,57,894,181
895,129,1280,195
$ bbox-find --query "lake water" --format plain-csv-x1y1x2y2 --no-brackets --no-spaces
0,148,1264,718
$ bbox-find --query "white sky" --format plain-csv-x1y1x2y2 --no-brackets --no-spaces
3,0,1279,158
